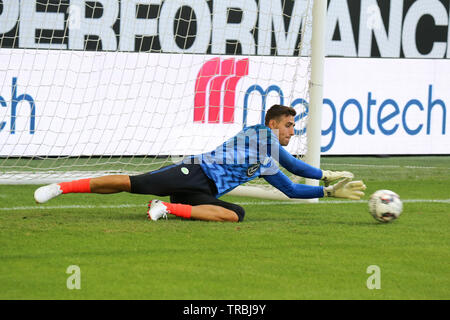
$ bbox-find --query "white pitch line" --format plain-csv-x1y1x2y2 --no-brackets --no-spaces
0,204,141,211
323,163,450,170
236,199,450,205
0,199,449,211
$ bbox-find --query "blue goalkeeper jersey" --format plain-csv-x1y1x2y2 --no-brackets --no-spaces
184,124,324,198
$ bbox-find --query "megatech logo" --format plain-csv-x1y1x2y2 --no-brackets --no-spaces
193,58,447,154
194,57,249,124
193,57,309,133
0,77,36,135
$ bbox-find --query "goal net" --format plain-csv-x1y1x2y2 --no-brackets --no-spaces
0,0,322,200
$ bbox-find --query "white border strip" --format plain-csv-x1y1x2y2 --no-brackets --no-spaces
237,199,450,205
323,163,450,170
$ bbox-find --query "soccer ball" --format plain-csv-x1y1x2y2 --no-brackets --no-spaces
368,190,403,223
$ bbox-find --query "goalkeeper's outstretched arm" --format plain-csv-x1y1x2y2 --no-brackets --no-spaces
263,171,366,200
277,146,354,186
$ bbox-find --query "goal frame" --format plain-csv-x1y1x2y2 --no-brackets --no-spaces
231,0,326,201
0,0,326,201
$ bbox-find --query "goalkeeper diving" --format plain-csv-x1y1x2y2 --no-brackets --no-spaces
34,105,366,222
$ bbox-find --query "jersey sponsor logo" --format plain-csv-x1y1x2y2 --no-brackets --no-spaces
246,163,260,177
261,157,271,166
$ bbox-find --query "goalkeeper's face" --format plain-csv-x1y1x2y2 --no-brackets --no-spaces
270,115,295,146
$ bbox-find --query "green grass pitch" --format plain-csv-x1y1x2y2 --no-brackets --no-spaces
0,156,449,299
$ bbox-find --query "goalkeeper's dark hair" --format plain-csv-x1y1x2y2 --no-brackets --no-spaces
264,104,296,126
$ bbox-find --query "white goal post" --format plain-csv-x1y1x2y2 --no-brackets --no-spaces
231,0,326,201
0,0,326,201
